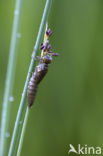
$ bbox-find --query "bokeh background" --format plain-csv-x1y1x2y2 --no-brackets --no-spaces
0,0,103,156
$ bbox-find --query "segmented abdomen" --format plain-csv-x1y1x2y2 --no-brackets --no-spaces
27,63,48,108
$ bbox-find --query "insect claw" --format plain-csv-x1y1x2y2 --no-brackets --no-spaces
35,56,42,62
40,43,44,50
52,53,59,56
32,48,41,61
48,51,59,56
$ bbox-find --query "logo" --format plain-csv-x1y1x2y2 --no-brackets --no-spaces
68,144,101,155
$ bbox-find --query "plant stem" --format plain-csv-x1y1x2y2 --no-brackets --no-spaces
16,22,49,156
17,107,29,156
8,0,52,156
0,0,23,155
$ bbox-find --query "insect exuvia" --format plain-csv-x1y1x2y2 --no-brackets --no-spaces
27,28,59,108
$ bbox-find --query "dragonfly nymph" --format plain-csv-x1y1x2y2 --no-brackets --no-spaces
27,28,59,108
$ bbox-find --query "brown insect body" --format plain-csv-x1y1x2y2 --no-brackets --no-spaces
27,61,49,108
27,28,58,108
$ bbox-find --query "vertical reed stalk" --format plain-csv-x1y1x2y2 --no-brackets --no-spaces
0,0,23,155
8,0,52,155
16,23,48,155
17,107,29,156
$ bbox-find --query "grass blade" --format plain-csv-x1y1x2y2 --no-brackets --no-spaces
0,0,23,155
17,107,29,156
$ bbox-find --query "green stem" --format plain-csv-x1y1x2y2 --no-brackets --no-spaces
16,22,48,156
0,0,23,155
17,23,49,156
8,0,52,156
17,107,29,156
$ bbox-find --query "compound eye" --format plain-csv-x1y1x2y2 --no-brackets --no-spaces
43,55,52,64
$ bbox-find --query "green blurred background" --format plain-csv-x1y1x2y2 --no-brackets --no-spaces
1,0,103,155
